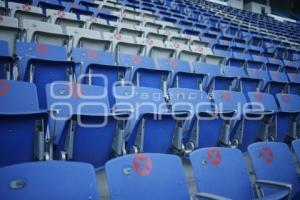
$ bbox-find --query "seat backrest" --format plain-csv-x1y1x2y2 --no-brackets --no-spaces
9,2,45,27
247,142,300,198
0,40,9,57
0,40,10,79
67,27,111,51
0,16,20,55
0,80,39,113
158,58,192,74
72,47,116,77
47,9,84,30
0,161,99,200
193,62,221,77
268,71,288,83
247,68,270,82
136,37,175,59
190,147,254,199
105,153,190,200
168,88,212,114
23,19,67,46
105,32,144,56
292,139,300,163
287,73,300,84
212,90,247,113
247,92,278,112
46,81,110,144
223,65,247,78
118,53,155,70
0,80,45,167
268,57,283,66
81,15,116,33
276,93,300,112
16,42,68,80
114,86,169,117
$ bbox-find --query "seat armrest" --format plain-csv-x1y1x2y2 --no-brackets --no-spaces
255,179,292,191
194,192,232,200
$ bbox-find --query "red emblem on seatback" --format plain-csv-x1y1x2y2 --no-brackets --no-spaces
255,92,263,102
57,10,65,18
0,80,9,97
146,38,153,45
173,42,180,49
114,33,122,41
222,91,232,101
195,46,203,53
132,55,141,65
133,154,153,176
87,49,99,60
35,44,48,56
0,16,3,23
207,147,222,166
272,71,279,78
282,94,289,103
169,59,177,68
259,147,273,164
22,4,31,12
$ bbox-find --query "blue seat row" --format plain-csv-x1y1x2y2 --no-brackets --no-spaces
1,79,300,168
1,141,300,199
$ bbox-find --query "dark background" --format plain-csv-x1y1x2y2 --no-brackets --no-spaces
244,0,300,20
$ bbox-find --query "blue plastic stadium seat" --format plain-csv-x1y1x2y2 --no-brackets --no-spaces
231,47,252,61
267,71,289,95
114,86,187,154
248,142,300,199
105,153,190,200
46,81,128,168
168,88,218,151
61,2,93,18
223,63,262,95
236,92,278,151
0,80,47,167
93,7,119,21
191,90,245,147
201,32,218,47
251,54,268,64
16,42,74,109
292,139,300,164
212,44,231,60
283,60,299,73
118,53,170,89
218,35,233,46
0,40,13,79
33,0,64,13
158,58,205,90
234,38,249,49
247,68,270,90
247,60,264,69
275,94,300,142
0,161,99,200
193,62,235,92
72,48,127,107
227,56,246,68
267,57,283,68
266,63,281,71
190,147,291,200
288,73,300,95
